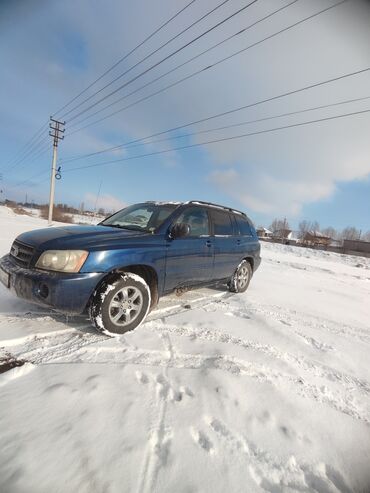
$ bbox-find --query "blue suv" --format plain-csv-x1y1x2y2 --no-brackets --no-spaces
0,201,261,335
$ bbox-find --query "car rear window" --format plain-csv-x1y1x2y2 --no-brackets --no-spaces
235,216,253,236
210,210,234,236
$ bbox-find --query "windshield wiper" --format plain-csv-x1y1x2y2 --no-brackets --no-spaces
100,223,122,228
102,223,148,232
120,225,149,232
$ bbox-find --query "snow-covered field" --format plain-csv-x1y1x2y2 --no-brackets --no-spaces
0,205,370,493
20,206,103,225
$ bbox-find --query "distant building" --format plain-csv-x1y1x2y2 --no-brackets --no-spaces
272,228,292,244
286,231,301,245
343,239,370,255
302,230,331,247
273,228,292,240
257,227,272,238
329,239,342,248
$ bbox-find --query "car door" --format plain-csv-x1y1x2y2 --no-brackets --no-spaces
209,209,239,280
234,214,259,261
164,206,214,291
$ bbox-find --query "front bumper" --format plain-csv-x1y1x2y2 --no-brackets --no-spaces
0,254,105,315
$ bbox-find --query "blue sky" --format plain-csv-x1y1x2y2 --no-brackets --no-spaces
0,0,369,232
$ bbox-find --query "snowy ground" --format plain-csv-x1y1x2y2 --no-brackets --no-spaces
0,205,370,493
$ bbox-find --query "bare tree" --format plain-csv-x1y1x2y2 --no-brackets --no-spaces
362,230,370,242
269,218,290,233
341,226,361,240
298,220,311,239
321,226,337,239
310,221,320,233
298,219,323,239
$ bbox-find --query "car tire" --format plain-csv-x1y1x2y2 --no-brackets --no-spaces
228,260,252,293
89,273,151,336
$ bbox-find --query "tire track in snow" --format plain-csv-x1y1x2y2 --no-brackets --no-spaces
0,290,231,363
68,345,370,425
147,320,370,400
146,290,232,323
1,330,105,365
235,300,370,346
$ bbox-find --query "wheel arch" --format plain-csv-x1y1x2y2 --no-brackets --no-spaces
89,264,159,311
242,256,254,272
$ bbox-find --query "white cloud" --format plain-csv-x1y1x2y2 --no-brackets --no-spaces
84,192,126,213
1,0,370,220
209,168,335,216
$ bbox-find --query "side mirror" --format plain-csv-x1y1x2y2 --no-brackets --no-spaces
170,222,190,239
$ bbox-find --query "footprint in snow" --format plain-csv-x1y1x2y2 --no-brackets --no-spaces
191,429,215,454
84,374,101,393
155,374,194,402
156,374,170,400
180,386,194,398
206,417,349,492
135,370,149,384
169,389,183,402
43,382,72,395
150,428,173,467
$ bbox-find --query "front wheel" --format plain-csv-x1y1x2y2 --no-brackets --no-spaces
90,273,151,336
228,260,252,293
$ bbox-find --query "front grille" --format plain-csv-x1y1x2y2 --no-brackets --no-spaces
10,240,35,268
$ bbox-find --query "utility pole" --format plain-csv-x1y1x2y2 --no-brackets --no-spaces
48,117,65,225
94,180,102,219
0,173,3,204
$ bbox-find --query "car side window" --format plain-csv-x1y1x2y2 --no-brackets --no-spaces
210,210,234,236
174,207,209,237
235,216,253,236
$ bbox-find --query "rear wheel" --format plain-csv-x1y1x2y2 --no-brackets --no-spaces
90,273,151,336
228,260,252,293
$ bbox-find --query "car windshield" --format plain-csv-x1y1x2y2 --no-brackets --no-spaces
101,203,179,232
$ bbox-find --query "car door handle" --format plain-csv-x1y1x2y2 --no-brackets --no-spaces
236,239,241,245
205,240,212,247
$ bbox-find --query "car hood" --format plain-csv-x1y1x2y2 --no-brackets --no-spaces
16,225,149,250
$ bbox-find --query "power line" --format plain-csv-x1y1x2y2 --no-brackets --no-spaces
1,120,48,171
4,0,353,189
53,0,198,117
60,0,236,120
11,169,49,190
13,142,52,173
66,0,300,131
4,1,198,177
64,65,370,153
2,125,50,174
60,94,370,164
66,0,349,135
63,108,370,173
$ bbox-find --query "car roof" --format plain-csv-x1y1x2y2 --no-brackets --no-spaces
144,200,246,217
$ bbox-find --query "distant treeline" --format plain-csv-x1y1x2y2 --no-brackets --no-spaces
3,199,107,217
267,218,370,242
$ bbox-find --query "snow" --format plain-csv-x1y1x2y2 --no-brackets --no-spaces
0,205,369,492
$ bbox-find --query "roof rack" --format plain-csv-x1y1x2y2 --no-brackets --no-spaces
188,200,246,216
143,200,247,217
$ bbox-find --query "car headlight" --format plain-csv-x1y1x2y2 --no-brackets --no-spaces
35,250,89,273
